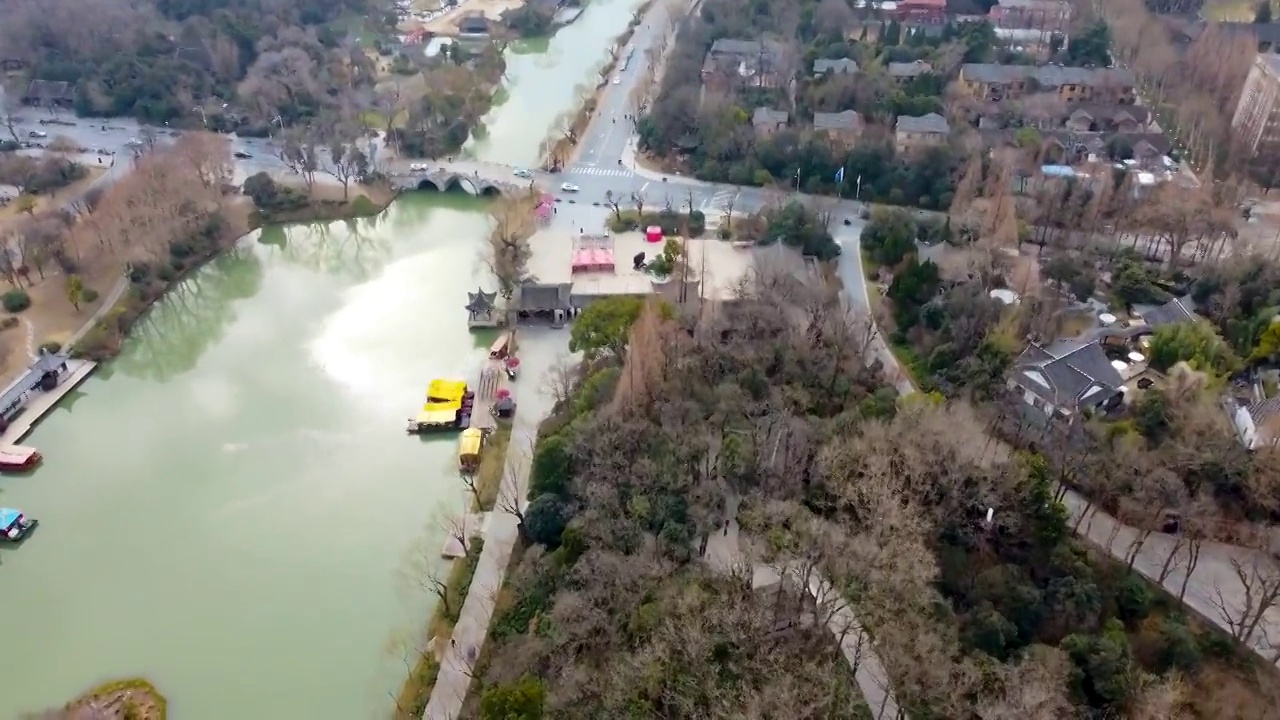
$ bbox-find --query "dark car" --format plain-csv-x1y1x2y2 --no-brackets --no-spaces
233,151,252,159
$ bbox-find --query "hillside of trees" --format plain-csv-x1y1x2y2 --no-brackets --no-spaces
0,0,386,127
457,262,1280,717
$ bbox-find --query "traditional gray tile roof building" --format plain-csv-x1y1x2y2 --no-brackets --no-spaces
1137,297,1198,329
961,63,1137,88
896,112,950,134
704,38,786,73
888,60,933,79
22,79,73,106
752,107,789,132
516,282,572,312
1011,340,1123,416
813,110,861,132
813,58,859,76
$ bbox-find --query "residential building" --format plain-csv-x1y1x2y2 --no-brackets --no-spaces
958,64,1137,104
895,113,950,153
1231,53,1280,158
988,0,1070,34
1060,104,1152,134
893,0,947,24
1009,340,1124,421
813,110,863,145
813,58,858,77
980,129,1171,166
888,60,934,82
981,103,1153,134
752,107,789,136
701,39,787,94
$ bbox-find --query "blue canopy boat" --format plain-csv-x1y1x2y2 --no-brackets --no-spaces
0,507,37,542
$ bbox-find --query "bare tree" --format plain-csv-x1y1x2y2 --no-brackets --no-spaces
604,189,623,222
484,193,536,301
631,190,647,218
278,130,320,190
1211,550,1280,646
323,141,370,201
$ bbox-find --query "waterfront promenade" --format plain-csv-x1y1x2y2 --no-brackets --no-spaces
424,330,560,719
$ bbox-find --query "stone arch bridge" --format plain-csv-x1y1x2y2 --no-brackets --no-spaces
390,160,542,197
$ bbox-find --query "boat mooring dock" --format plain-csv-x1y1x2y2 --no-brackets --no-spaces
0,358,97,447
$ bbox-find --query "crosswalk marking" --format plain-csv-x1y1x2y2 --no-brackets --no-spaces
568,165,633,178
700,189,739,213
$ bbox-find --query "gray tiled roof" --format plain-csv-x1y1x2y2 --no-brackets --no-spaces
1014,340,1123,410
709,38,785,61
23,79,72,102
896,112,950,134
517,283,571,311
888,61,933,78
813,110,861,131
0,352,68,415
962,63,1136,88
1140,297,1198,328
1064,103,1152,126
814,58,859,75
978,129,1170,157
1248,395,1280,425
752,107,789,126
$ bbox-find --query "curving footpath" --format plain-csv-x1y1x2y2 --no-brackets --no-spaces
703,495,903,719
836,224,1280,666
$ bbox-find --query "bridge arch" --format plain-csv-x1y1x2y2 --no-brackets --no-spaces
413,172,505,197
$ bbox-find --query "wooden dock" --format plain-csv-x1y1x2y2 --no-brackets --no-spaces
469,362,502,430
0,358,97,446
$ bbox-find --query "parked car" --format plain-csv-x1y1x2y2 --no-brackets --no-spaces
560,182,580,193
514,168,532,179
27,130,47,139
409,163,428,171
233,151,252,159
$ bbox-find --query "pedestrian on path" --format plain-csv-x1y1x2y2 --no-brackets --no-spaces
723,518,729,536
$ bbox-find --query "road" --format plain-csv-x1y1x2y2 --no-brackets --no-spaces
571,0,675,169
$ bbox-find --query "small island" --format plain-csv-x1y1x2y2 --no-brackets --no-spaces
27,679,166,720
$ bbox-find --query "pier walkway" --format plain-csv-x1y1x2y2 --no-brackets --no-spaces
0,358,97,447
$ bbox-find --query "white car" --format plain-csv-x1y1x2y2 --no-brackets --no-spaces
27,130,47,139
560,182,580,193
612,77,621,84
409,162,428,171
125,137,143,148
514,168,532,179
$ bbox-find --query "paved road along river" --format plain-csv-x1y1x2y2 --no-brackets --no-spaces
0,0,641,715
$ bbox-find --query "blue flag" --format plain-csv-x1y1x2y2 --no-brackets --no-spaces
835,167,845,184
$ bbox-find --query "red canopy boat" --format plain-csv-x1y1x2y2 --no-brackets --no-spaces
0,445,42,472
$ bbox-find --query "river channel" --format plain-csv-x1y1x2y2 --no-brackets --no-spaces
0,1,638,715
